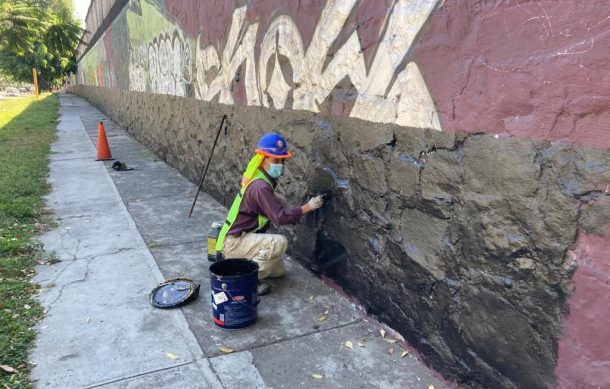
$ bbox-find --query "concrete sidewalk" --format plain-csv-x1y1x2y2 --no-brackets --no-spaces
30,94,447,388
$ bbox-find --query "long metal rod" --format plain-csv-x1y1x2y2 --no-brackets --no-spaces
188,114,227,217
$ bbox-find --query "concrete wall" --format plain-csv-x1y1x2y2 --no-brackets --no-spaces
76,0,127,60
75,1,610,388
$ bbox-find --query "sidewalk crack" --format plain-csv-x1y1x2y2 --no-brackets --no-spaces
46,257,92,311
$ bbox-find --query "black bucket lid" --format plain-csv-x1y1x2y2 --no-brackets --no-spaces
209,259,259,278
149,277,200,309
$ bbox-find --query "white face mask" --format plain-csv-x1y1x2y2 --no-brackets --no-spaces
267,163,284,178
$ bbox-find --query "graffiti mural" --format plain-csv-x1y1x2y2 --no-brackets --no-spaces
79,39,112,88
78,0,442,130
145,31,191,96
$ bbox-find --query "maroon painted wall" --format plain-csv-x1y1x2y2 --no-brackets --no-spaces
557,226,610,388
414,1,610,148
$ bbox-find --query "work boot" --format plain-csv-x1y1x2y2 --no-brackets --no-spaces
257,282,271,296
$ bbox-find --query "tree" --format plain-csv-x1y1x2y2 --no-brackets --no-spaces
0,0,83,89
0,1,40,54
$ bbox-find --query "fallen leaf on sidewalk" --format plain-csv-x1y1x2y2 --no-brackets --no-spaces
401,350,409,358
165,352,178,360
219,347,234,354
345,341,353,350
316,314,328,322
428,385,435,389
0,365,17,374
384,339,397,344
380,329,386,338
311,373,323,380
308,295,314,301
387,347,394,355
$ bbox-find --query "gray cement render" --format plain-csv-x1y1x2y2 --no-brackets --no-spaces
30,94,447,389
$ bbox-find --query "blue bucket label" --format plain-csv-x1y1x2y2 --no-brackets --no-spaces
211,290,257,329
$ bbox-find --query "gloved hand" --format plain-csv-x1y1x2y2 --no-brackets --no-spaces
307,195,325,211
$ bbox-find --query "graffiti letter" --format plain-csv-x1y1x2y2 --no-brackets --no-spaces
204,7,260,105
350,0,441,130
259,15,306,109
293,0,358,111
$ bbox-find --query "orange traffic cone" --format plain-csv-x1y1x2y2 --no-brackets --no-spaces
96,121,113,161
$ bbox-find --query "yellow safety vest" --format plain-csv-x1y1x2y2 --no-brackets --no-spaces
215,169,273,253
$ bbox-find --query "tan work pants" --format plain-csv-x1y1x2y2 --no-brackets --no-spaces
221,233,287,279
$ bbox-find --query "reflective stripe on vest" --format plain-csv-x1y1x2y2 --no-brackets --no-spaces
215,169,273,252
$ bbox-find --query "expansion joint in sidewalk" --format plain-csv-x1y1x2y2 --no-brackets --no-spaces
83,360,197,388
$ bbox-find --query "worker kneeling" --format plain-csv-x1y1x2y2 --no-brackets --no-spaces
215,133,325,295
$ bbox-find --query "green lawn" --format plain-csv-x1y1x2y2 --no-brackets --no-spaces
0,94,58,388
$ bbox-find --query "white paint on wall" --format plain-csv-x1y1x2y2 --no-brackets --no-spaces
291,0,358,111
197,7,260,105
266,54,292,109
145,32,191,97
81,0,442,131
135,31,192,97
129,46,147,92
392,62,442,129
194,42,220,101
349,0,440,129
258,14,305,109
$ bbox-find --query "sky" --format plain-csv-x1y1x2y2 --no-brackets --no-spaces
73,0,92,25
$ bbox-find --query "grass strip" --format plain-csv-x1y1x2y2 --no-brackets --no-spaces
0,94,58,389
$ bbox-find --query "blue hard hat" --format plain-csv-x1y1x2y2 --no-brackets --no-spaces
256,133,292,158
